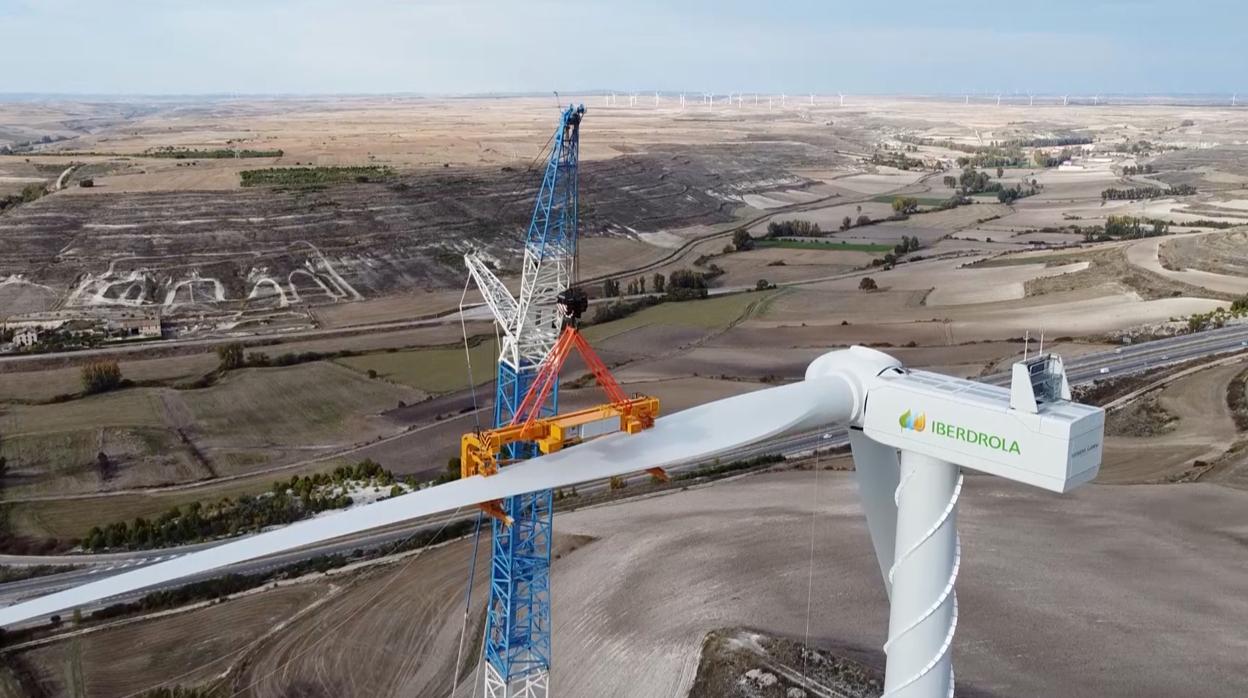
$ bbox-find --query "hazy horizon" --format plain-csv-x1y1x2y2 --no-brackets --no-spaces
1,0,1245,96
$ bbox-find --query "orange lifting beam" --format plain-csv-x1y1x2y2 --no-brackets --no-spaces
460,395,661,479
460,326,661,522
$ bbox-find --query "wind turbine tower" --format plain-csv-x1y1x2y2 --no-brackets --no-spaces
654,91,659,107
809,93,815,106
996,93,1002,107
839,92,845,107
1233,93,1238,107
1062,94,1068,106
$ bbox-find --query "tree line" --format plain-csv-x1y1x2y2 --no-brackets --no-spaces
1081,215,1170,242
1101,184,1196,201
765,219,822,237
144,147,284,159
82,460,398,551
592,267,713,323
903,134,1091,151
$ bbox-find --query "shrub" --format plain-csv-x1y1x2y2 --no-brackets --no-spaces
892,197,919,214
216,342,244,371
734,227,756,252
81,360,123,394
859,277,878,291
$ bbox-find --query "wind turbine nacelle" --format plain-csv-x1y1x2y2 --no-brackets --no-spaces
861,370,1104,493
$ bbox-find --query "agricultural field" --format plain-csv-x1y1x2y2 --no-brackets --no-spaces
181,362,416,452
583,290,779,344
1099,359,1248,484
8,581,333,697
1,362,417,500
336,338,498,393
754,239,891,253
1155,230,1248,290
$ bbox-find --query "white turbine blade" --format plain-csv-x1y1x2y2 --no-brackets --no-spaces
0,376,855,627
849,429,900,597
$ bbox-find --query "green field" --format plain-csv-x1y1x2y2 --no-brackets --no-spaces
870,194,948,206
755,239,892,253
966,253,1090,269
239,165,394,187
1,361,418,501
336,338,499,393
4,390,166,435
144,147,283,159
583,290,778,342
183,362,417,447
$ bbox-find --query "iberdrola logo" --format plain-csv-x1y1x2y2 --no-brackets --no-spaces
899,409,926,432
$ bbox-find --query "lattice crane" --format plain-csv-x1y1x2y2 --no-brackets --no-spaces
461,102,586,698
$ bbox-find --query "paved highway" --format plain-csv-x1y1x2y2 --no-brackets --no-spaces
4,323,1247,622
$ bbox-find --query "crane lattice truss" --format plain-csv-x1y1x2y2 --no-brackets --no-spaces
463,103,586,698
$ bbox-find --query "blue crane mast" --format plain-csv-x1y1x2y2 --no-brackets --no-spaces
464,102,586,698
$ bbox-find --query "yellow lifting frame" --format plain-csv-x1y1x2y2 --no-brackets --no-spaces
460,395,660,481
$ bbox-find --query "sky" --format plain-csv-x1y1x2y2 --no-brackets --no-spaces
1,0,1244,96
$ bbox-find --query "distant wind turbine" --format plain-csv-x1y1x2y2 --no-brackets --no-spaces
838,92,845,107
1062,94,1069,106
809,93,814,106
996,93,1002,107
1233,93,1238,107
